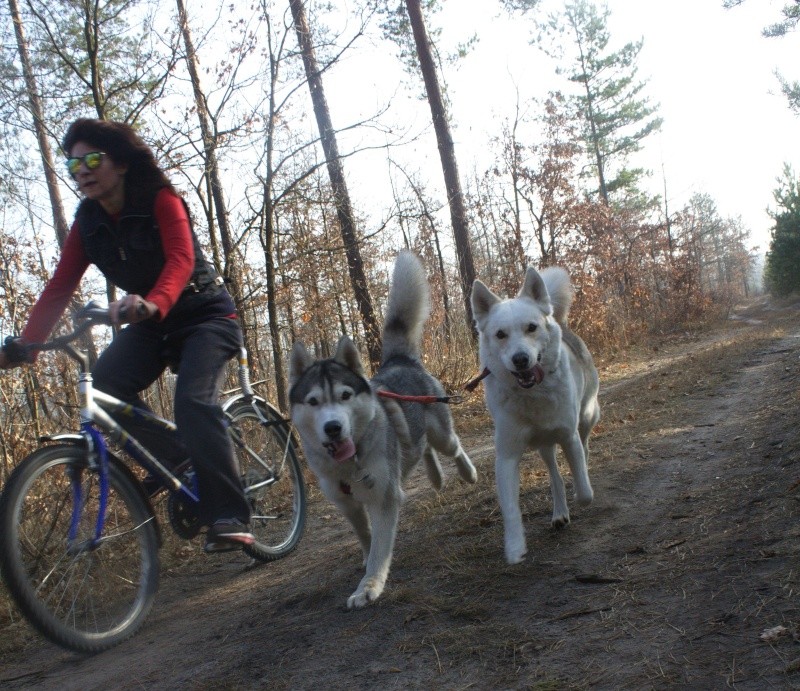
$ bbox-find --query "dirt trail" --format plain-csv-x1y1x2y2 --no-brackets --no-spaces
1,298,799,690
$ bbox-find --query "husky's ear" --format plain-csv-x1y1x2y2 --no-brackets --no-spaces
289,341,314,386
519,267,553,316
471,279,501,327
334,336,367,378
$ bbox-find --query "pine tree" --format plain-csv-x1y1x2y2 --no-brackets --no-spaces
540,0,662,207
764,166,800,296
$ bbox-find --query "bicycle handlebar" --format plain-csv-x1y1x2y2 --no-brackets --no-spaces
3,301,144,360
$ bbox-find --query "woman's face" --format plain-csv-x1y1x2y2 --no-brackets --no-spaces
68,140,128,213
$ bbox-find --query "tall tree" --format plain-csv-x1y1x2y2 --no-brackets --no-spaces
403,0,476,331
724,0,800,116
7,0,69,247
19,0,175,124
289,0,382,367
540,0,662,206
764,165,800,296
175,0,255,365
15,0,177,308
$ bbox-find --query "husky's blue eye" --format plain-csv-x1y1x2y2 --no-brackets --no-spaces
308,397,319,406
527,323,538,333
495,330,507,340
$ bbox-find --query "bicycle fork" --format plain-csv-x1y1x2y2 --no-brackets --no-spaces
65,425,108,554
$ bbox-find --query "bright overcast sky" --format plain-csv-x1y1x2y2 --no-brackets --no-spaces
330,0,799,255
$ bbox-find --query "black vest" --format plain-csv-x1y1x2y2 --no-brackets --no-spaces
76,193,220,297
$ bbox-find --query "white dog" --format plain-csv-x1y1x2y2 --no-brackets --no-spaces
471,267,600,564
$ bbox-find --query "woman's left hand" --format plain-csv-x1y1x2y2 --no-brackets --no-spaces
109,295,158,325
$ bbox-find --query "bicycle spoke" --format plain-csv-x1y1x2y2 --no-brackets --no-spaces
0,446,160,652
226,402,305,561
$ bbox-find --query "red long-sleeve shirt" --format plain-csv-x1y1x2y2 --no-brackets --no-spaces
22,188,195,344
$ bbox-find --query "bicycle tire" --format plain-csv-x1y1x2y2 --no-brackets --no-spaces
226,401,306,561
0,444,160,653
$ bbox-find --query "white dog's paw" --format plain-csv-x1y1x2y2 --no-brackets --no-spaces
575,486,594,506
551,512,571,529
347,577,384,609
505,541,528,565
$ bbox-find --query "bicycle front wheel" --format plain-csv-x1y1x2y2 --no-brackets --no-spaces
226,401,306,561
0,444,160,653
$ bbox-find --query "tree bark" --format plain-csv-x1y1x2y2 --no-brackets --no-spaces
176,0,257,373
9,0,99,361
8,0,70,246
289,0,382,368
405,0,476,335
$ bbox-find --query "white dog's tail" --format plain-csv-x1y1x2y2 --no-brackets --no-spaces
381,250,431,364
541,266,574,325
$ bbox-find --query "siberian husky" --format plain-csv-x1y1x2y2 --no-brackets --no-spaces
471,266,600,564
290,250,477,608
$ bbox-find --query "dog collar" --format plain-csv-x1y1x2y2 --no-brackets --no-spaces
338,457,374,495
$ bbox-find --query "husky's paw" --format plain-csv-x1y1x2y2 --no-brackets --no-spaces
347,577,384,609
456,453,478,484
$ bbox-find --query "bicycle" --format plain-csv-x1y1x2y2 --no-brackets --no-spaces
0,303,306,653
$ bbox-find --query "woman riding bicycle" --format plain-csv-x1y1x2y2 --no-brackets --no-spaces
0,119,254,552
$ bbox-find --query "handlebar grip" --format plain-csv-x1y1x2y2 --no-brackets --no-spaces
2,336,33,364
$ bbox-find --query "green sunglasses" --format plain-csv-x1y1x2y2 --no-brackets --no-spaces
66,151,105,176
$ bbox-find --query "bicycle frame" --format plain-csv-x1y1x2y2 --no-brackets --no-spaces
27,306,295,549
59,347,198,549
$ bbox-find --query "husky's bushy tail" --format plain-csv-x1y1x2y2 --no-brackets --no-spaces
381,250,430,365
541,266,574,325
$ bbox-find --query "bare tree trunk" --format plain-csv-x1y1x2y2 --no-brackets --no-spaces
9,0,99,361
405,0,476,335
9,0,70,247
258,194,288,411
176,0,256,366
289,0,381,368
569,15,608,206
398,169,451,332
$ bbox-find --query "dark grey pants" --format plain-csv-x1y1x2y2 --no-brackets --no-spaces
92,316,250,526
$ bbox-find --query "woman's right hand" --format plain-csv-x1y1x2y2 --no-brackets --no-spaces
109,295,158,325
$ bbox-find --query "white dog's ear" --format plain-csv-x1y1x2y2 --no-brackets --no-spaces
471,279,500,326
334,336,367,378
519,267,553,316
289,341,314,385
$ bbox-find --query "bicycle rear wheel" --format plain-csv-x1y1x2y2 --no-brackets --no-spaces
0,444,160,653
226,400,306,561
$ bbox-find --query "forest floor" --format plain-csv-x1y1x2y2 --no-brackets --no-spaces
0,296,799,690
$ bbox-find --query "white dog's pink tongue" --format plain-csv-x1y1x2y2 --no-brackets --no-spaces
329,438,356,462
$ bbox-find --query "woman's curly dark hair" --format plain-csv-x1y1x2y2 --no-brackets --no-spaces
62,119,176,208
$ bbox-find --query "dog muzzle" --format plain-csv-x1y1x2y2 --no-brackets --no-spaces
324,438,356,462
512,363,545,388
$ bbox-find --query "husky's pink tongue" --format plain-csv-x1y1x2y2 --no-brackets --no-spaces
327,438,356,462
